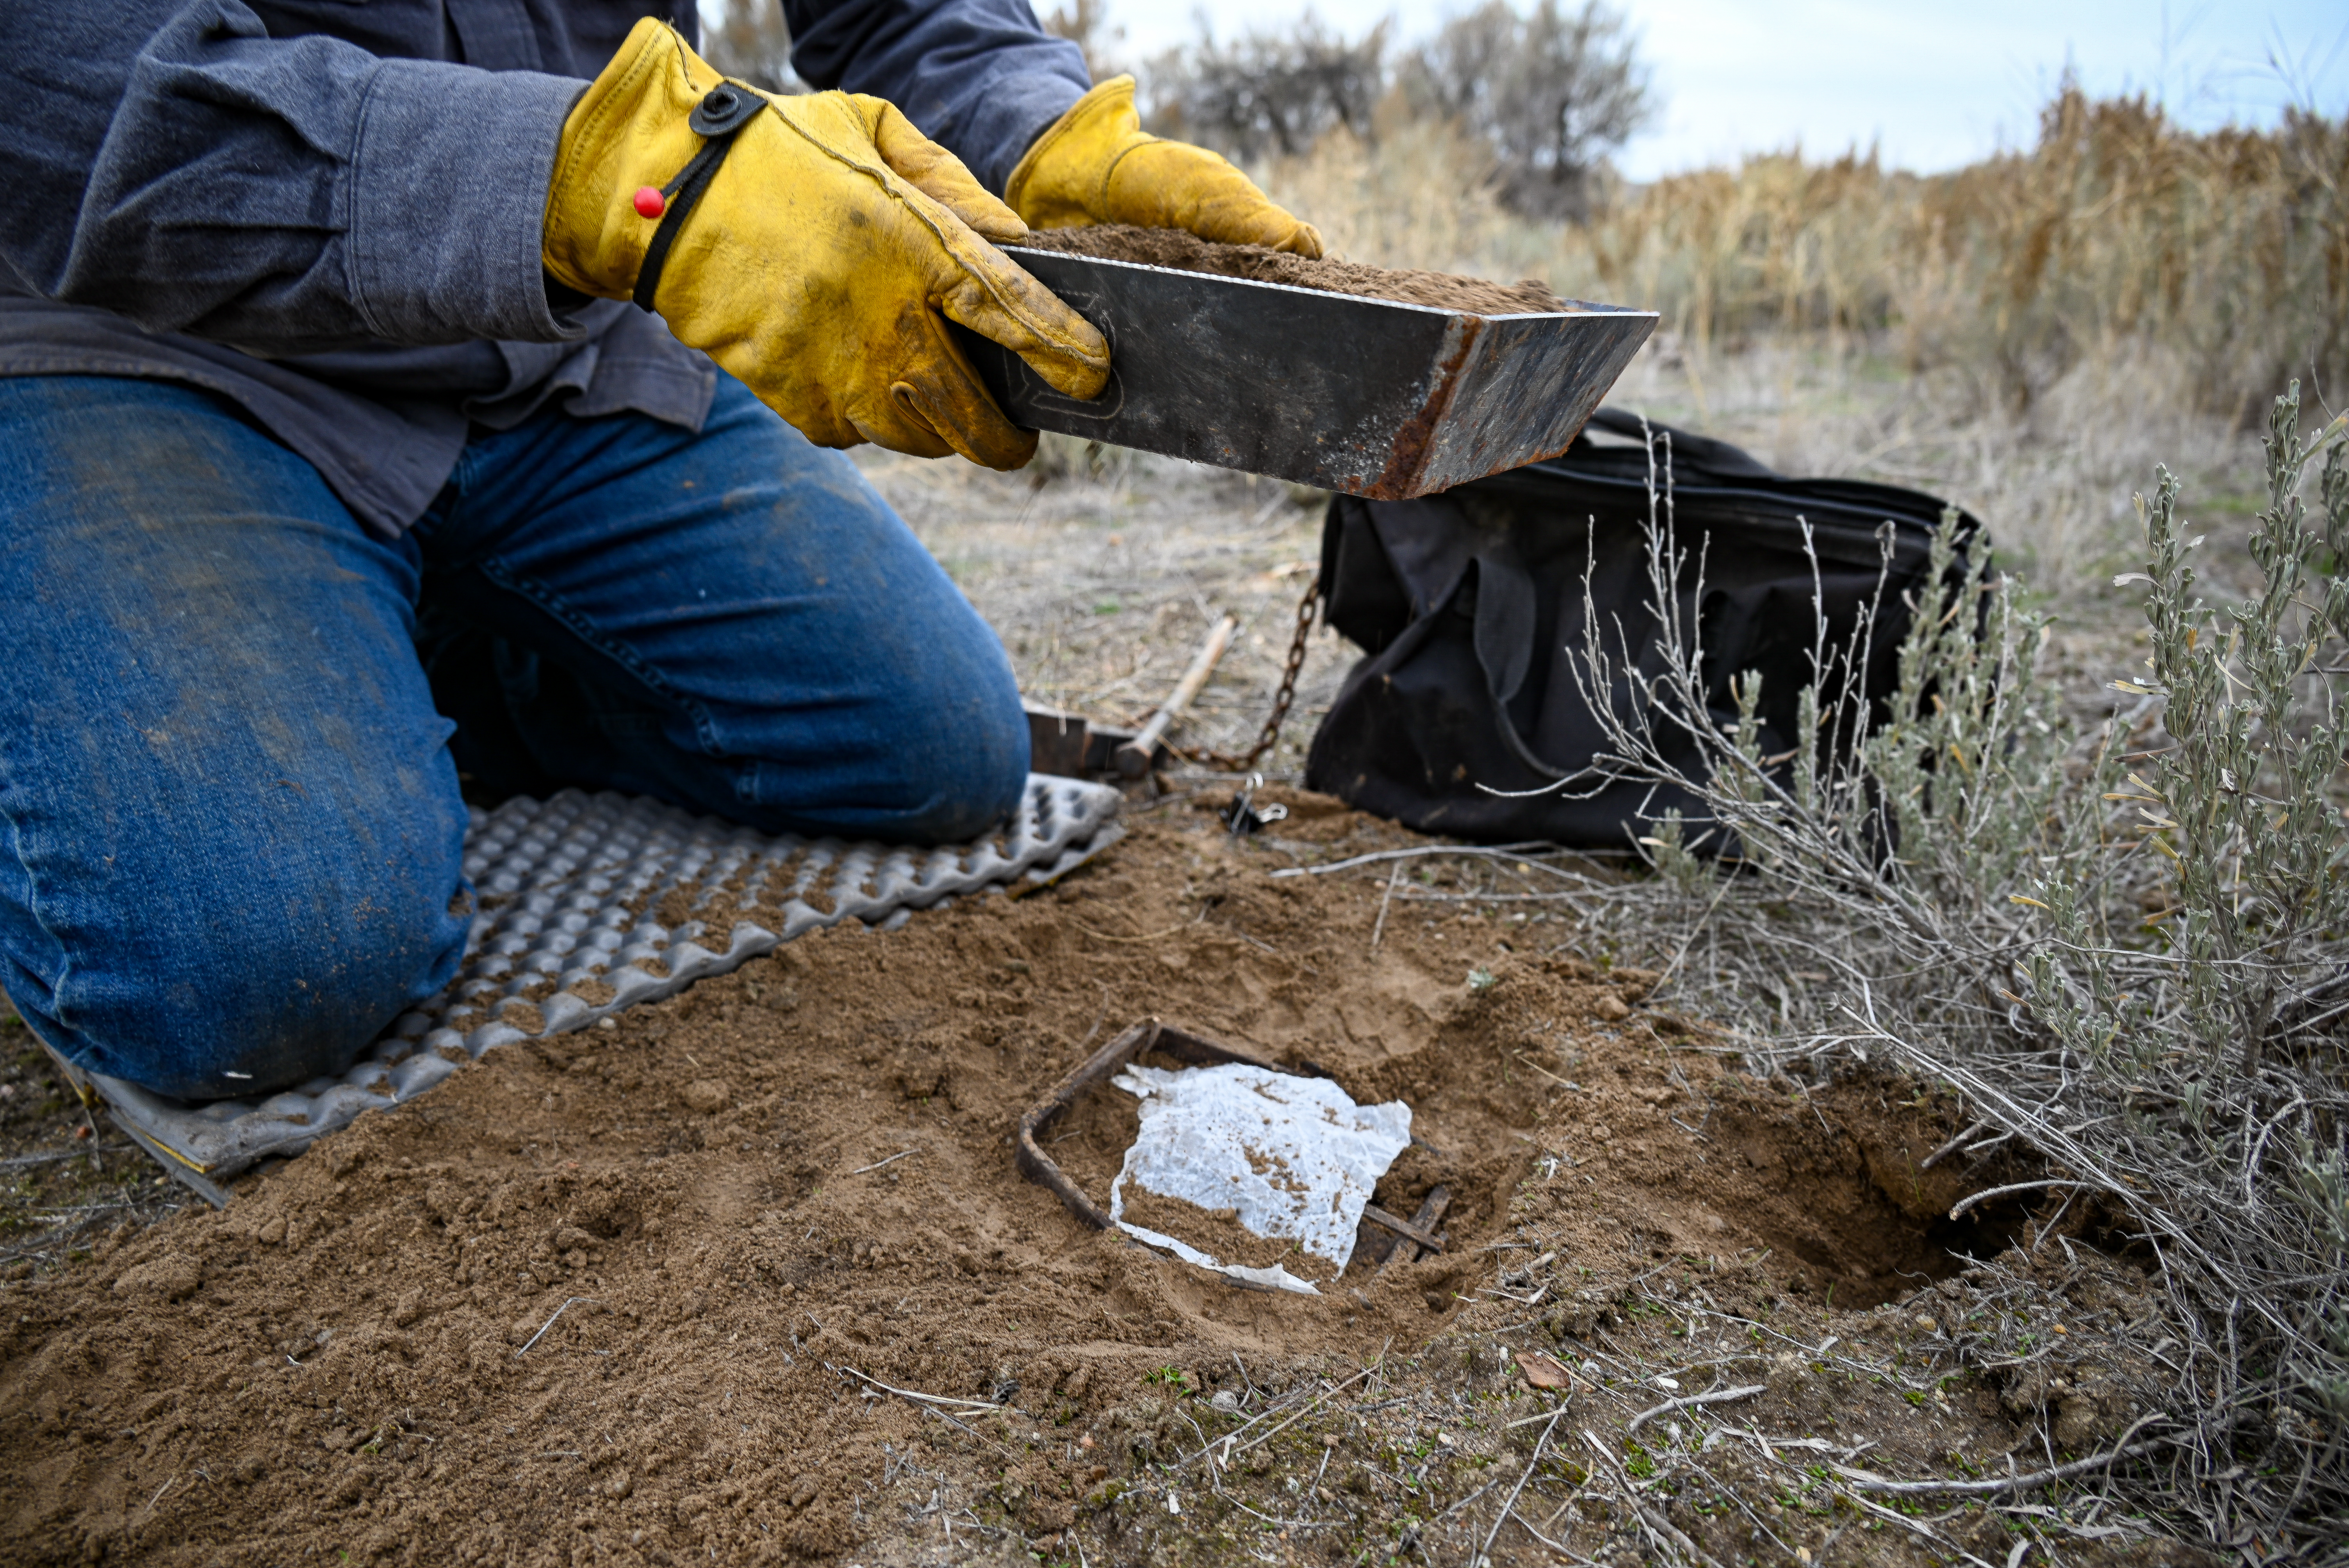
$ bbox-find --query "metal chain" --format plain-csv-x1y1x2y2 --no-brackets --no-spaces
1186,574,1320,772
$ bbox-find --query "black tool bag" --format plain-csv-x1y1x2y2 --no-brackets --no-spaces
1302,408,1982,849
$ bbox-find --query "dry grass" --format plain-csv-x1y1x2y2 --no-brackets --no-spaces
0,1025,185,1283
1258,86,2346,426
1223,84,2321,610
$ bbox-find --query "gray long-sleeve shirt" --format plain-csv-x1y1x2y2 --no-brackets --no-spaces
0,1,1088,535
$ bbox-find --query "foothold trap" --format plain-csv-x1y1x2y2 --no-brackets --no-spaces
1016,1017,1451,1294
53,775,1124,1204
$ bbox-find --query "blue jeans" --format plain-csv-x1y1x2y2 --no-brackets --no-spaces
0,374,1028,1100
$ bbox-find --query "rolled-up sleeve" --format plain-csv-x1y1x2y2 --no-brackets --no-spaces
0,0,586,356
783,0,1089,194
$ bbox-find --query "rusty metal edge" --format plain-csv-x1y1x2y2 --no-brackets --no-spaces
1364,1184,1452,1280
1363,315,1484,500
1435,308,1657,492
1012,1017,1292,1231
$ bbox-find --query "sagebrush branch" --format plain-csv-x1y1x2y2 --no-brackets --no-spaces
1834,1435,2172,1497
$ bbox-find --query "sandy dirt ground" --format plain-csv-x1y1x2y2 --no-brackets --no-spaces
0,787,2199,1567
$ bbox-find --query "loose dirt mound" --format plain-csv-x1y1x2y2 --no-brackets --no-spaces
0,791,2050,1565
1011,226,1568,315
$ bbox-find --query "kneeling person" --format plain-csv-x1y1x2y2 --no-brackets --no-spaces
0,1,1315,1100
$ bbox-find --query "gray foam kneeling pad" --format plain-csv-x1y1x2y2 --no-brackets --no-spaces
68,777,1123,1203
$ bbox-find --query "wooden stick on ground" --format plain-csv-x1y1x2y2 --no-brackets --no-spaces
1118,614,1236,777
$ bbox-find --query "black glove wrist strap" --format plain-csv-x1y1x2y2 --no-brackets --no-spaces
633,83,765,313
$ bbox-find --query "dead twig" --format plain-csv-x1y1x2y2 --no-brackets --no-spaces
1624,1383,1765,1435
515,1296,598,1357
1174,1367,1374,1470
1834,1432,2173,1497
1222,1367,1375,1461
1583,1427,1726,1568
1431,1475,1502,1522
1160,1386,1318,1471
0,1143,132,1167
1369,860,1403,954
132,1473,176,1527
1273,844,1613,881
833,1364,1008,1415
1479,1410,1565,1564
1948,1178,2111,1220
1917,1118,1990,1170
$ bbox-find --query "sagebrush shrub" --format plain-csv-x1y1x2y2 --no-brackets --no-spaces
1564,388,2349,1543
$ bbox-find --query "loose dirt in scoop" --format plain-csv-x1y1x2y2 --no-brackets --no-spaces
1011,226,1568,315
0,789,2181,1567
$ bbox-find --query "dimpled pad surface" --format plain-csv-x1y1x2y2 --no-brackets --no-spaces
81,777,1123,1196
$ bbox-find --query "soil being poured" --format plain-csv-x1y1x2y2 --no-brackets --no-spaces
1009,226,1569,315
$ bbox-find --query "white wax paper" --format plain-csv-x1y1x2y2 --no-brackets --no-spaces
1107,1063,1413,1294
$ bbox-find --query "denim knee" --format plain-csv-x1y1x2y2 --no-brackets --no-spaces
0,814,471,1103
866,660,1033,844
406,376,1040,848
796,623,1034,845
0,371,474,1103
5,863,468,1104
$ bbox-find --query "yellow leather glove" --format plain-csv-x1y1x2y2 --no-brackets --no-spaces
1004,75,1323,257
544,19,1109,469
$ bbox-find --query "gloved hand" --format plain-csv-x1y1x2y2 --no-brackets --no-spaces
1004,76,1324,258
544,18,1108,470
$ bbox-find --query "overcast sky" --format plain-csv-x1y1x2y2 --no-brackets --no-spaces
1092,0,2349,179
